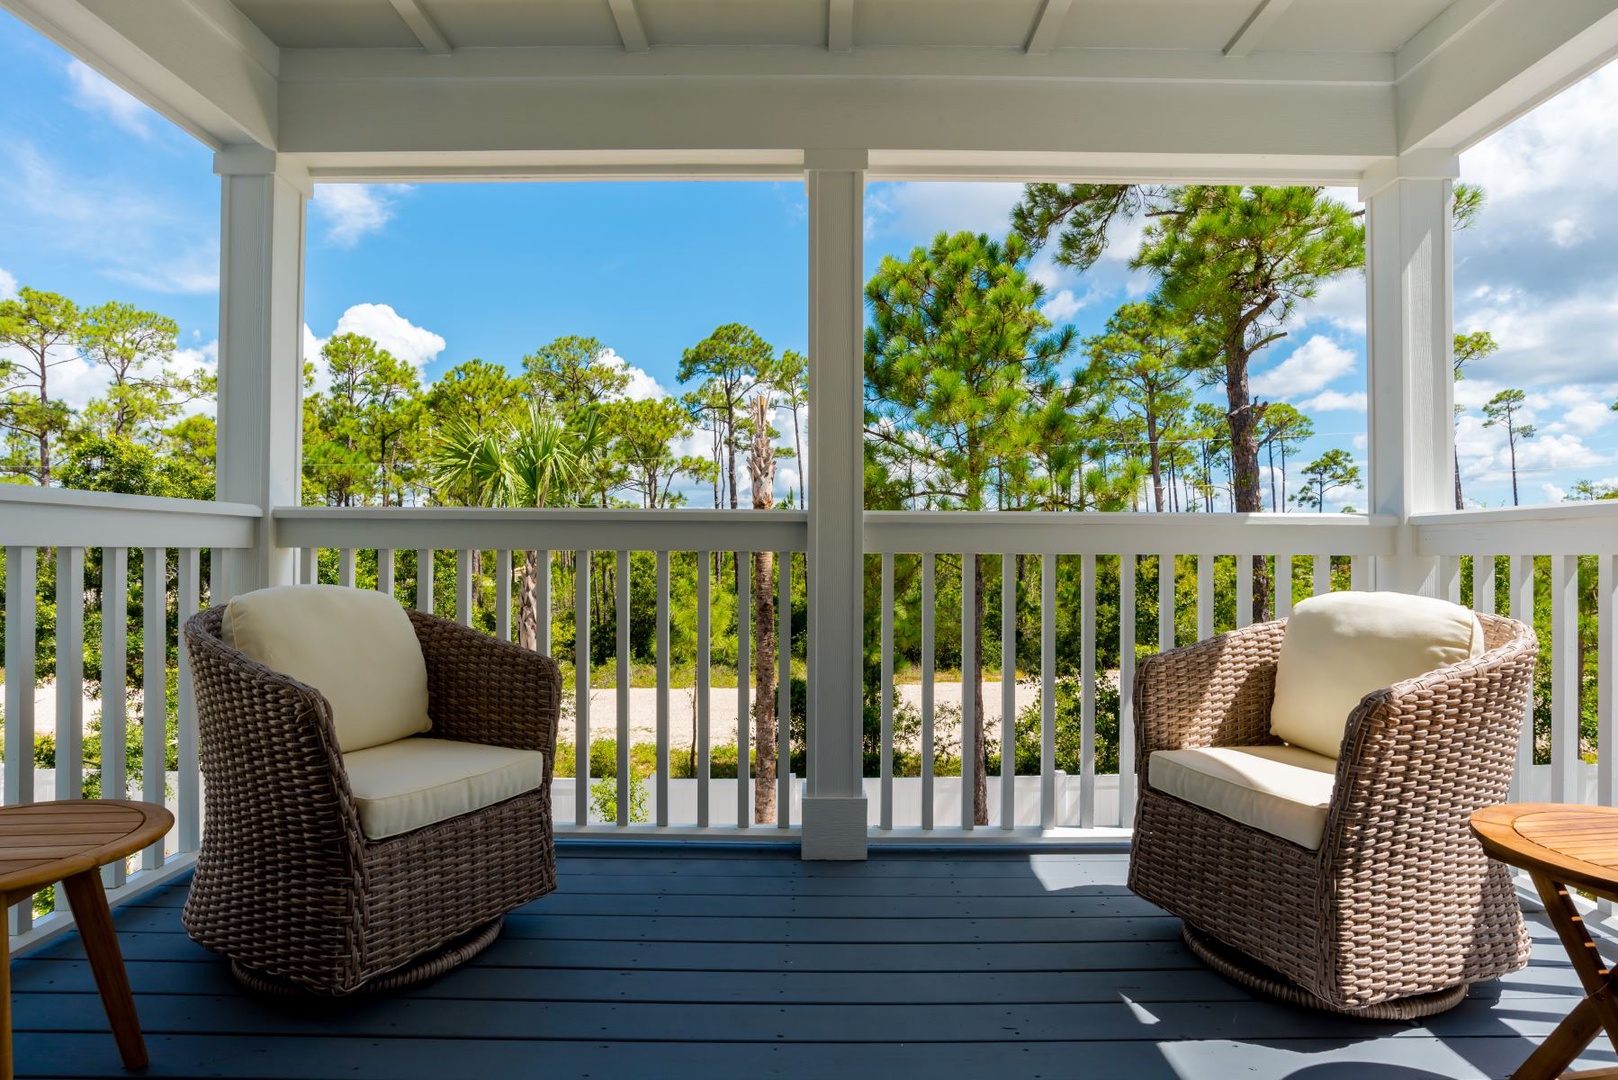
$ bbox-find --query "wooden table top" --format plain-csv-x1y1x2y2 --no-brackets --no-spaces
1472,803,1618,903
0,801,173,901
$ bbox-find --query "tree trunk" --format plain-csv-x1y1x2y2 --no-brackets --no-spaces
1454,444,1465,510
972,553,987,826
1509,429,1520,506
518,549,539,651
792,406,805,507
1225,350,1271,620
748,395,778,824
1147,416,1164,513
726,411,739,511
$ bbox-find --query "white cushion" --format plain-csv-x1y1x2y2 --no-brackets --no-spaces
222,584,431,753
342,737,546,841
1270,591,1485,759
1149,745,1338,850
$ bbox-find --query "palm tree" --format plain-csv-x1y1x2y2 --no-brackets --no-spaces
429,403,605,650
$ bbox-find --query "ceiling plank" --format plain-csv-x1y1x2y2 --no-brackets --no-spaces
828,0,853,54
387,0,451,55
1222,0,1296,58
607,0,650,53
1025,0,1072,56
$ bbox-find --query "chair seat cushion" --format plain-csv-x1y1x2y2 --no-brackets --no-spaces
1148,745,1338,850
223,584,431,753
342,737,546,841
1270,590,1485,759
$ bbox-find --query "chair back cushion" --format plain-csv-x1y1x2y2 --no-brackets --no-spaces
222,584,431,753
1270,590,1485,759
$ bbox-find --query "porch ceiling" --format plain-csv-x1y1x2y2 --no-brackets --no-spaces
4,0,1618,179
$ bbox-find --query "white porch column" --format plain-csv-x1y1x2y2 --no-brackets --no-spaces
214,148,309,601
1361,151,1459,596
802,150,869,860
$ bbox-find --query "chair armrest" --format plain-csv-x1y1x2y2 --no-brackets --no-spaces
1134,619,1287,780
1321,619,1538,868
408,610,561,779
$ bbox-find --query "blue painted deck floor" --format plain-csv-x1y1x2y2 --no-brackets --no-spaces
8,844,1610,1079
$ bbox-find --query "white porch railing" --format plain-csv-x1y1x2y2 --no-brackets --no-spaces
0,486,259,948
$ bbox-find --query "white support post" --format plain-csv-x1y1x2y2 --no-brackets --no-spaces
214,147,309,601
802,149,868,860
1362,151,1458,597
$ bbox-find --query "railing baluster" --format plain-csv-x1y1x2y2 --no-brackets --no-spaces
880,553,894,832
1350,554,1369,591
1551,554,1579,804
1236,555,1253,628
141,548,166,871
656,551,671,828
1158,553,1174,652
57,547,86,807
455,549,474,626
4,547,37,934
495,550,512,641
1001,553,1016,830
737,552,751,830
1119,552,1137,830
696,551,711,828
1195,555,1213,641
961,553,976,831
617,550,631,828
777,553,791,830
176,548,200,853
1601,554,1616,816
377,548,395,600
1510,555,1535,800
536,550,552,657
415,549,434,612
338,548,356,588
575,549,591,827
1313,554,1331,597
1081,553,1096,829
921,553,935,831
103,547,128,889
1275,554,1295,619
1041,552,1056,831
299,546,316,585
1474,554,1496,616
1439,555,1461,605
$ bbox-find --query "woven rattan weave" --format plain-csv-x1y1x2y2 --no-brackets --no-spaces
1128,612,1537,1016
181,605,559,996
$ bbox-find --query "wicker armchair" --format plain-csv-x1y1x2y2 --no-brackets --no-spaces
1128,611,1537,1019
181,605,560,996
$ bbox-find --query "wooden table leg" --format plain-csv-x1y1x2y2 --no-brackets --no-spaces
1513,874,1618,1080
60,870,147,1071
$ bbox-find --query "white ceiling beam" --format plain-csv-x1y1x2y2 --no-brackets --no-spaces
1396,0,1505,82
387,0,452,56
1025,0,1072,56
1398,0,1618,152
0,0,278,149
607,0,649,53
1222,0,1296,58
828,0,854,54
278,67,1394,163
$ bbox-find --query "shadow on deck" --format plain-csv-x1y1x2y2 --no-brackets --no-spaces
8,844,1609,1079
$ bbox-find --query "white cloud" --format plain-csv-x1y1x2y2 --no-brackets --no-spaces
598,348,666,401
1251,335,1357,399
65,60,152,138
1550,217,1589,248
864,182,1022,240
305,305,446,391
312,184,412,248
1543,483,1567,502
0,267,16,302
1294,274,1367,335
1041,289,1086,323
1301,389,1368,413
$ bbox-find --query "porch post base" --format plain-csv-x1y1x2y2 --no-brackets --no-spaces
800,796,869,861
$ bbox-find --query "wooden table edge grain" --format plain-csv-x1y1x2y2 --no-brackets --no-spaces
0,800,175,1080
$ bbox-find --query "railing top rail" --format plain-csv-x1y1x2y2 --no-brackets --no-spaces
1414,501,1618,557
0,488,260,549
863,510,1400,556
273,506,811,552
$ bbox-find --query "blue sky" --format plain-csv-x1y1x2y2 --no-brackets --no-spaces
2,8,1615,510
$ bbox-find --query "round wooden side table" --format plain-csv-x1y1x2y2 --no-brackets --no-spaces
1472,803,1618,1080
0,800,173,1080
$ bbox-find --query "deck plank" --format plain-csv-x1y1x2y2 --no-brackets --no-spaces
6,844,1608,1080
